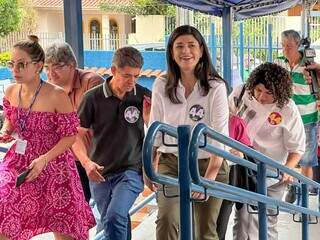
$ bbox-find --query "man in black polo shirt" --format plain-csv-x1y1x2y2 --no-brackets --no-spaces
76,47,151,240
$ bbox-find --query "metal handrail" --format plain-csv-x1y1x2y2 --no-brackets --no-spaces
188,123,320,240
189,123,320,190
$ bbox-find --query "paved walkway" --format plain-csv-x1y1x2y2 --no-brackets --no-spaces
131,196,320,240
30,195,320,240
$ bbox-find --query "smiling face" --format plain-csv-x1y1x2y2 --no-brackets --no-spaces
10,48,42,84
253,83,275,105
171,34,203,73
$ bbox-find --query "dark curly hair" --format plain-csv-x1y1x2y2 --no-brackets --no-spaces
246,62,292,109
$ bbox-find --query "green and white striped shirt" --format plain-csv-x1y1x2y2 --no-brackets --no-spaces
275,56,318,124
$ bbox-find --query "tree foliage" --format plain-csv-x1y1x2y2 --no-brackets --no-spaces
0,0,21,37
99,0,175,16
18,0,38,33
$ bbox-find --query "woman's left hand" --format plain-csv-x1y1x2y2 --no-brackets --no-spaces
26,155,48,182
191,192,209,201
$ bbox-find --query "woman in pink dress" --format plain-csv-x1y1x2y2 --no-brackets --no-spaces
0,36,95,240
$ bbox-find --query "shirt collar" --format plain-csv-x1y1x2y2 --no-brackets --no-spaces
283,51,304,65
103,76,114,98
71,69,81,90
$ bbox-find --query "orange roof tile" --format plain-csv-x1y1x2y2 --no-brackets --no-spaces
85,67,165,78
33,0,132,9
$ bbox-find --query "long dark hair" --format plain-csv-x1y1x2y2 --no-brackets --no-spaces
165,25,223,103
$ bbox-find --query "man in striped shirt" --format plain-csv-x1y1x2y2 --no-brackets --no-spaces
275,30,318,201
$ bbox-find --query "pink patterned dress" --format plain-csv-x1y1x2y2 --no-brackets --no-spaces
0,98,95,240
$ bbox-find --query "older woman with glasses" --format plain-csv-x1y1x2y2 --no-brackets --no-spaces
0,35,95,240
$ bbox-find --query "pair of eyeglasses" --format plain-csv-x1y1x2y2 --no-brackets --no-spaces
6,61,35,71
43,63,67,73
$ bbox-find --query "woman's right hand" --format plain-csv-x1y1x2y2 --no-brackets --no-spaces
0,132,15,143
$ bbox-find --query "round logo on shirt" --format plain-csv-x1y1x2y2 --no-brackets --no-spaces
189,105,205,121
124,106,140,123
268,112,282,125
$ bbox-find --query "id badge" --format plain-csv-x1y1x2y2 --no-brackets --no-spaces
15,139,28,155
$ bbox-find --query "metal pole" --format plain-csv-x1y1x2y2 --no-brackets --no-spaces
211,23,217,67
178,125,192,240
268,24,273,62
301,183,309,240
239,22,244,81
301,0,308,38
257,162,268,240
222,7,233,86
63,0,84,68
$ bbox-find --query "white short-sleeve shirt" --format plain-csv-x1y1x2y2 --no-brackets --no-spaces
149,76,229,159
228,84,306,165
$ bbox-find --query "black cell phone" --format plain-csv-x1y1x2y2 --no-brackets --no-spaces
16,169,30,187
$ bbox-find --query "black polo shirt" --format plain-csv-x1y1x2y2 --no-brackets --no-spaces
78,76,151,177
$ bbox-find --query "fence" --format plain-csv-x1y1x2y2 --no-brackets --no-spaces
2,13,320,82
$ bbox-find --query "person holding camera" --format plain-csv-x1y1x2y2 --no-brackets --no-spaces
303,63,320,186
274,30,319,202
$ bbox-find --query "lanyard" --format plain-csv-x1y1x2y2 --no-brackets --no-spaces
17,81,43,133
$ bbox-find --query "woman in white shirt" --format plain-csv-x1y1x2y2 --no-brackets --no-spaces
229,62,306,240
148,25,229,240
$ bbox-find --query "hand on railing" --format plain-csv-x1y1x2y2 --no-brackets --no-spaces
143,173,158,192
281,172,294,184
229,148,244,158
191,191,209,201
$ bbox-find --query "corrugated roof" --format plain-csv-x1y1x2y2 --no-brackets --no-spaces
33,0,132,9
84,67,166,78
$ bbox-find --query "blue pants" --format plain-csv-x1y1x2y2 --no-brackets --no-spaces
90,170,144,240
299,123,318,167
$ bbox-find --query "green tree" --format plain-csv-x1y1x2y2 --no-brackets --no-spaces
0,0,21,37
18,0,37,33
99,0,175,16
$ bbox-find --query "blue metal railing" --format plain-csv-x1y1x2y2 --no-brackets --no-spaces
189,123,320,240
143,121,320,240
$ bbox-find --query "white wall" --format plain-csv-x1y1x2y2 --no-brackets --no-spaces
129,15,165,44
36,10,64,33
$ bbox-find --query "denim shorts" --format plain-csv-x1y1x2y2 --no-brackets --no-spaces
299,123,319,167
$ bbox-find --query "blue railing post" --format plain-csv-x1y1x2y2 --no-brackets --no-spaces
268,23,273,62
301,183,309,240
222,7,233,86
177,125,192,240
239,22,244,82
257,162,268,240
210,23,217,67
165,35,170,50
